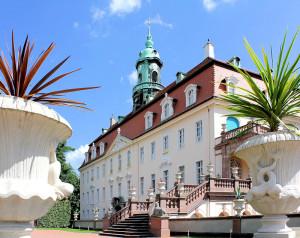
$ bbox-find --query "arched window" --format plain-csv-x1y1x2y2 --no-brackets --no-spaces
152,71,158,82
138,73,142,83
164,104,169,118
228,82,235,94
188,90,194,105
144,111,154,130
127,150,131,167
226,117,239,131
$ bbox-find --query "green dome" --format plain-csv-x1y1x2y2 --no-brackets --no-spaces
139,48,160,60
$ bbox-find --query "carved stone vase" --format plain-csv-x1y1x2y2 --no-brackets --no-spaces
233,199,245,216
0,95,74,238
235,131,300,238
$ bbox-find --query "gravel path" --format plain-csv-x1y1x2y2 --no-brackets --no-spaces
31,230,100,238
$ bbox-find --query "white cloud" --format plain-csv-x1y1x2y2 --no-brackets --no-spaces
126,98,133,104
90,6,106,21
128,70,138,85
110,0,141,15
66,144,89,172
145,14,173,29
120,77,124,83
222,0,236,3
89,29,99,38
203,0,218,12
73,22,79,28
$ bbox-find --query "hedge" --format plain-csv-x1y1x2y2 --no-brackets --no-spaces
36,200,71,228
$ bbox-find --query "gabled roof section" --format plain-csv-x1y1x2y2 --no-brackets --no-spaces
106,135,133,156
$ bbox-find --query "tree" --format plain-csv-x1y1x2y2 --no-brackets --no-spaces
56,141,80,218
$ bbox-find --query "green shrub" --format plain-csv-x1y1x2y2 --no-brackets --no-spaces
36,200,71,228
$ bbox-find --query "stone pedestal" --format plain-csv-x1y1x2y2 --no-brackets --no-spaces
254,215,295,238
102,218,110,231
150,216,170,237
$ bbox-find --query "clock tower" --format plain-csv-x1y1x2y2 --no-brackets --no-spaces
132,19,164,111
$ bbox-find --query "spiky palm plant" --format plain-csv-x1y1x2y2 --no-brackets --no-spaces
219,27,300,132
0,31,100,111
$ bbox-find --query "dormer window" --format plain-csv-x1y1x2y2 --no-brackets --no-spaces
100,142,105,156
85,152,89,163
160,93,174,121
91,143,97,160
184,84,197,107
225,76,239,94
144,111,154,130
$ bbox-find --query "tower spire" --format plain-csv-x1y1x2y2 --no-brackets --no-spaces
145,16,153,48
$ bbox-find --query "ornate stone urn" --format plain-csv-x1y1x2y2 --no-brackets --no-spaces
147,188,154,201
232,167,239,179
177,181,184,196
235,131,300,238
175,172,182,183
0,95,74,238
73,213,79,221
206,163,214,177
157,180,166,195
129,187,137,201
233,199,245,216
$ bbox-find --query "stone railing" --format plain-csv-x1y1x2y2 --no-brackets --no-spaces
109,205,131,226
221,122,269,143
131,201,151,214
185,182,209,212
165,186,177,197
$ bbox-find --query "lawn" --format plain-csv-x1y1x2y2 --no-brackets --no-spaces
36,228,100,233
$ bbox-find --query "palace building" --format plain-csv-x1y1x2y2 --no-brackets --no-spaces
78,24,270,220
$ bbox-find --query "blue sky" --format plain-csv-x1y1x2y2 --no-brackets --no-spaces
0,0,299,171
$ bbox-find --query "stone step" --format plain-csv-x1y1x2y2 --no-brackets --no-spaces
113,224,149,228
100,232,152,237
106,229,151,235
109,227,149,232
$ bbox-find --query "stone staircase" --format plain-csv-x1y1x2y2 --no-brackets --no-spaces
100,214,153,237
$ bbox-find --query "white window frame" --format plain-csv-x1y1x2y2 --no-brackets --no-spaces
225,76,239,94
102,187,105,202
87,171,89,183
179,165,185,183
110,159,113,174
100,142,105,156
102,164,105,177
85,152,89,163
151,141,156,160
109,185,113,200
118,182,122,197
178,128,185,149
96,189,99,203
151,174,156,192
91,190,94,204
127,150,131,167
163,170,169,190
184,84,197,107
82,173,84,184
160,94,174,121
196,160,204,185
140,177,144,195
195,120,203,143
118,154,122,171
97,167,99,179
82,193,84,204
87,192,89,204
91,143,97,160
140,147,145,164
127,180,131,198
163,136,169,154
144,111,154,130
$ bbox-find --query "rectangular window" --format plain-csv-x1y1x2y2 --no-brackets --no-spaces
163,170,169,190
91,169,94,180
163,136,169,154
97,167,99,179
118,155,122,170
82,173,84,184
102,164,105,177
87,210,89,219
178,129,185,149
102,187,105,202
127,180,131,197
140,147,144,164
127,150,131,167
179,165,185,183
87,171,89,183
140,177,144,195
82,193,84,204
91,190,94,204
151,142,156,160
110,159,113,174
96,189,99,203
196,161,203,185
110,185,113,200
151,174,156,192
118,183,122,197
196,121,203,142
87,192,89,204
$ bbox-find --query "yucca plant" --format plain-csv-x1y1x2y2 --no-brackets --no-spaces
219,27,300,131
0,31,100,111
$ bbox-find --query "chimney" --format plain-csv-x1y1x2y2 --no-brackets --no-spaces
204,40,214,59
110,115,116,127
176,71,187,83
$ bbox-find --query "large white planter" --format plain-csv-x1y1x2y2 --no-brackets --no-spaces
0,95,74,238
235,131,300,238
